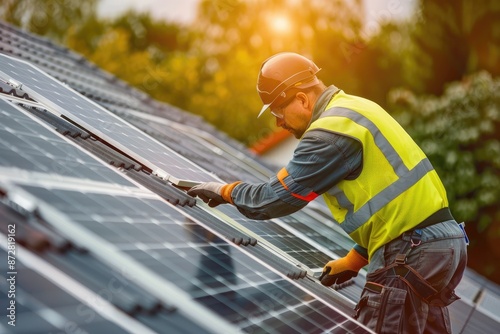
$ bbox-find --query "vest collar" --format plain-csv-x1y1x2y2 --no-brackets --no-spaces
308,85,340,127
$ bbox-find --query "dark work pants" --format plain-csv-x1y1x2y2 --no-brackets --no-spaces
357,220,467,333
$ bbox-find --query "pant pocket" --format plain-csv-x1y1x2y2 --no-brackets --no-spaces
355,283,407,334
415,248,454,290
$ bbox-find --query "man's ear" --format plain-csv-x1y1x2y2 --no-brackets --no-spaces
295,91,310,109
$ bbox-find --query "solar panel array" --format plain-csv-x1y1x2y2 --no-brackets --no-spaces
0,20,499,334
0,97,370,333
15,184,370,334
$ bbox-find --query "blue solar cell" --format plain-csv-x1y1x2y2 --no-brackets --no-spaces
0,249,146,334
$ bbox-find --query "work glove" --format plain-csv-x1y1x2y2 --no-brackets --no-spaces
187,181,241,207
319,248,368,286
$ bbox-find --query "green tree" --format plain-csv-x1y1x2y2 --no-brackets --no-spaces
74,28,154,83
405,0,500,95
110,11,192,55
320,21,411,108
389,72,500,282
0,0,98,43
63,10,202,121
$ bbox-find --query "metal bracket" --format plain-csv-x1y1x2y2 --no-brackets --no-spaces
8,78,23,89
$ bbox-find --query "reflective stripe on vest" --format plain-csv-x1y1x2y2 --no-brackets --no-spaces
322,107,409,177
343,157,433,234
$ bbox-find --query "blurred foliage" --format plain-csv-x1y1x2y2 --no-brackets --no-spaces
186,0,367,144
389,72,500,281
390,72,500,223
405,0,500,95
64,11,200,109
0,0,98,42
1,0,498,142
1,0,499,282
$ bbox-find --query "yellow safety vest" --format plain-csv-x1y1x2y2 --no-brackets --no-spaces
306,91,449,259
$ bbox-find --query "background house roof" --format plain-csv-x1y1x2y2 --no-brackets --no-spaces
250,128,292,156
0,20,498,333
249,128,299,167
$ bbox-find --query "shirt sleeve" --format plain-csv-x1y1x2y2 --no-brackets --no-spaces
231,129,363,220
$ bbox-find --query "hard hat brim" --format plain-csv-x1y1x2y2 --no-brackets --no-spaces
257,103,271,118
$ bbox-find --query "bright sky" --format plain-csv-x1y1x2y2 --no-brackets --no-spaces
98,0,200,22
97,0,417,24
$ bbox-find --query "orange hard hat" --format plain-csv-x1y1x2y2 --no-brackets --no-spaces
256,52,321,117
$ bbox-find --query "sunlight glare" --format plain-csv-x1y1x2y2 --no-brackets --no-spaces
270,14,292,34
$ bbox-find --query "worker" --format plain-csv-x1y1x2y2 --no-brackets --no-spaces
188,52,467,333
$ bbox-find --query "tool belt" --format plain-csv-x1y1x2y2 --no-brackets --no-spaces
364,208,456,305
366,263,438,303
354,208,463,323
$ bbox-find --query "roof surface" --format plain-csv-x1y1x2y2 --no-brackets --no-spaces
0,20,499,334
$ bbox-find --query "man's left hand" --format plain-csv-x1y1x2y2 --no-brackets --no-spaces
187,182,227,207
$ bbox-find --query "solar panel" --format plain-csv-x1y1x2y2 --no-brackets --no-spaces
279,210,356,256
0,247,168,334
0,53,217,187
448,270,500,334
116,111,271,183
214,204,334,270
10,183,372,334
207,205,367,303
2,239,227,334
0,98,135,187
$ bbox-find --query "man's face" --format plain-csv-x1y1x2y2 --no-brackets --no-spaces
272,92,314,139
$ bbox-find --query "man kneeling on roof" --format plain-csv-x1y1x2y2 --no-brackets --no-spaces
188,52,468,334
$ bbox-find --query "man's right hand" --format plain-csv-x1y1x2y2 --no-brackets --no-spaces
319,248,368,286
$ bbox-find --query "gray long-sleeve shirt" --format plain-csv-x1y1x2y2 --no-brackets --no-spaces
232,86,363,220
